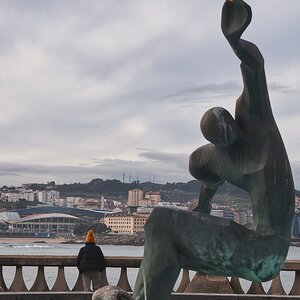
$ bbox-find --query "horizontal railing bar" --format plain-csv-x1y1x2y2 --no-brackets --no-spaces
281,260,300,271
0,292,92,300
0,255,143,267
0,255,298,270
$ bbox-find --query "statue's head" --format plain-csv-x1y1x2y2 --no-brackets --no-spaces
200,107,239,147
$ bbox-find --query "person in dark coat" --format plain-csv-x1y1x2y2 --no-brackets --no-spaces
77,229,105,291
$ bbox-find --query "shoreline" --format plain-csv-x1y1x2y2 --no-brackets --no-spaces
0,236,298,247
0,237,72,244
0,234,145,246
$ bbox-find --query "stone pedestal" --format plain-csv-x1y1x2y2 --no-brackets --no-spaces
185,273,234,294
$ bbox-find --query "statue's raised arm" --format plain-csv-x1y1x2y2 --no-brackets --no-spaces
222,0,273,121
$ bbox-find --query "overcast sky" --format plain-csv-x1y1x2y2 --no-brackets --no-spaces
0,0,299,188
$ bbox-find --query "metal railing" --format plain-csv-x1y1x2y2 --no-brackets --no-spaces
0,256,299,296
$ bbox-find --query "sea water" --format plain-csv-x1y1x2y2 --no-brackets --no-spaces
0,242,299,293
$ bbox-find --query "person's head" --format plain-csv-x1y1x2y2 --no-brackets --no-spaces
85,229,96,244
200,107,239,147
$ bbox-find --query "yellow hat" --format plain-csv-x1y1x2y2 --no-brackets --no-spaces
85,229,96,243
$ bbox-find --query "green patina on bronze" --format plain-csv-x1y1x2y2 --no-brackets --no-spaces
133,1,295,299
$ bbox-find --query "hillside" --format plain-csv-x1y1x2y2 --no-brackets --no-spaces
28,179,250,204
26,178,299,208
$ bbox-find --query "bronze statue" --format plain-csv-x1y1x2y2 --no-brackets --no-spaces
133,1,295,299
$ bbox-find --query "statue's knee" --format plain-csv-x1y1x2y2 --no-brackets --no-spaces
189,149,205,178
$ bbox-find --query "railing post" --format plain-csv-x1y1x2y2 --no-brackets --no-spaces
100,268,109,287
72,273,84,291
8,266,28,292
247,281,265,294
289,270,300,295
230,277,244,294
267,273,286,295
30,266,49,292
176,269,190,293
0,266,8,291
51,266,70,291
117,266,132,292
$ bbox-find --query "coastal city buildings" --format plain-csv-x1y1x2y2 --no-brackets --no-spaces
127,189,161,207
296,196,300,210
38,190,60,205
211,206,253,225
142,191,161,206
55,197,84,207
102,213,149,234
292,213,300,238
0,184,299,237
0,188,60,205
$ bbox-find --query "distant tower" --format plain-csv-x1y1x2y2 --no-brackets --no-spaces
122,170,125,183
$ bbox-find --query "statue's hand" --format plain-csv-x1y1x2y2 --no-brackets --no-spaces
221,0,252,43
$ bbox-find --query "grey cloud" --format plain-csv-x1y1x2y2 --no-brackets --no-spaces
0,147,191,186
268,82,299,94
162,81,242,105
138,149,188,168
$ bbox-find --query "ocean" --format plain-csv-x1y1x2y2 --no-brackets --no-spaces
0,242,299,293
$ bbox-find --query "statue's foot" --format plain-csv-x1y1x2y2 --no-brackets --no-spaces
221,0,252,42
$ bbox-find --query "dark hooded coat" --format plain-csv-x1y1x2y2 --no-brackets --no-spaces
76,243,105,273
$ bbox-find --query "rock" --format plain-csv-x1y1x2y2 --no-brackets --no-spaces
92,285,133,300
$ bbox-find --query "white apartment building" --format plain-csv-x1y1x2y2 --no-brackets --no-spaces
0,189,36,203
38,191,47,203
210,209,224,218
138,191,161,207
100,196,106,210
1,191,19,202
66,197,83,207
38,190,60,205
240,210,253,225
54,197,83,207
19,190,35,202
127,189,144,206
54,198,66,207
296,196,300,209
145,191,160,205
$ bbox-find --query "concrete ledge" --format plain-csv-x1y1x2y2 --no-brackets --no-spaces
170,294,300,299
0,292,92,300
0,293,300,300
